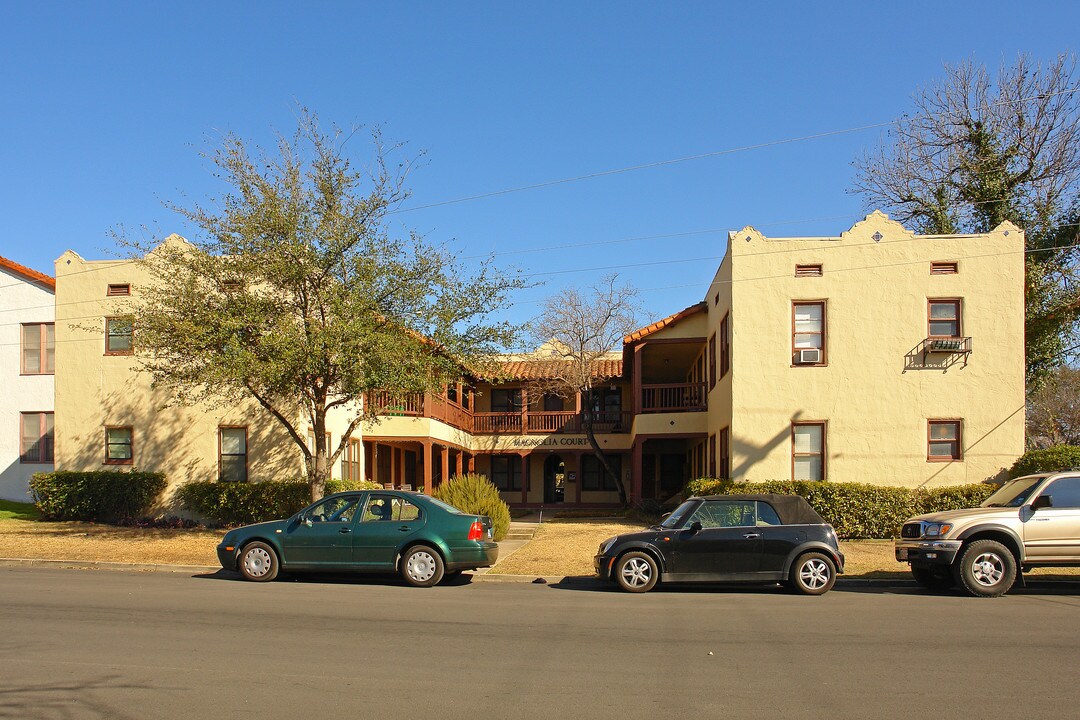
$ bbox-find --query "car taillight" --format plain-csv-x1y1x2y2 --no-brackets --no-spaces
467,520,483,541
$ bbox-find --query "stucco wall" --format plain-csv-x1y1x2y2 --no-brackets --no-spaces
0,267,54,500
54,245,363,507
727,212,1025,487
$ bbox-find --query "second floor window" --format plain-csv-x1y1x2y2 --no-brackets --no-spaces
105,317,134,355
490,388,522,413
928,299,962,338
793,302,826,365
22,323,54,374
709,334,717,388
720,313,731,378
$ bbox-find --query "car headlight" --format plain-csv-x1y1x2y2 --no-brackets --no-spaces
922,523,952,539
599,537,618,555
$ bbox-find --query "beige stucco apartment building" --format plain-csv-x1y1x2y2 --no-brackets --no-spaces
52,212,1026,510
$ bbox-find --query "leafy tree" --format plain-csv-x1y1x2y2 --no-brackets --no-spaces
121,111,524,501
531,274,640,506
852,53,1080,383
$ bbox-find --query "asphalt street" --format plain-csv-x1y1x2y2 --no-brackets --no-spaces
2,568,1079,720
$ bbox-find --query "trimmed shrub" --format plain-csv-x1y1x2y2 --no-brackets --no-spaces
683,477,998,539
177,478,381,526
1009,445,1080,479
30,471,167,522
432,473,511,541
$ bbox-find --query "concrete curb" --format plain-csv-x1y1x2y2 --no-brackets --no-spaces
0,558,219,574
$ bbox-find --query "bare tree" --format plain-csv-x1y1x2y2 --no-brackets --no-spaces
852,53,1080,382
1027,366,1080,448
532,275,640,506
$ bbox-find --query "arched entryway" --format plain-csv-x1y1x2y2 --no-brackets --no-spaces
543,454,565,504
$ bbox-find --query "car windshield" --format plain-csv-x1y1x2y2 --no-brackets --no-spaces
981,476,1046,508
659,501,697,529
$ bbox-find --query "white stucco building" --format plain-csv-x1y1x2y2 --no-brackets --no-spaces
1,256,55,500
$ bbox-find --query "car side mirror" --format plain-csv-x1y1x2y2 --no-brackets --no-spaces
1031,495,1052,511
689,520,702,534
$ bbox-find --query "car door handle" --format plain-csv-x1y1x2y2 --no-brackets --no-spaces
743,532,761,539
339,528,352,534
398,525,411,532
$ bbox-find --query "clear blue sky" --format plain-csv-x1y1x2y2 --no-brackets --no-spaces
2,2,1078,329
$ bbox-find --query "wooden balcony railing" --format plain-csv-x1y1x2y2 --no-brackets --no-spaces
640,382,707,413
365,391,633,435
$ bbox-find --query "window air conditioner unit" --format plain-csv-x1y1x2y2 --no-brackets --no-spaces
795,348,821,364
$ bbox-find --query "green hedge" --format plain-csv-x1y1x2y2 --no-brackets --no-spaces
30,471,167,522
177,479,381,526
684,478,998,539
1008,445,1080,479
432,473,512,541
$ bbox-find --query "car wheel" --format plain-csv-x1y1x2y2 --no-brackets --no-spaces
953,540,1016,598
911,564,955,591
615,551,659,593
401,545,445,587
239,541,279,582
790,552,836,595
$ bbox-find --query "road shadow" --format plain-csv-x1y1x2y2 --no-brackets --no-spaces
0,675,150,720
191,568,476,587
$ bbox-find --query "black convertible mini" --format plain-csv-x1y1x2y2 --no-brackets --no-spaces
595,494,845,594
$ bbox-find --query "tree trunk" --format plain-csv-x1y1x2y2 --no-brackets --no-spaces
582,398,627,506
309,399,329,502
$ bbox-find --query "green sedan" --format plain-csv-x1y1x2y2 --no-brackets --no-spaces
216,490,498,587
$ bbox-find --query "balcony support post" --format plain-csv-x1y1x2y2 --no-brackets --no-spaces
422,440,433,494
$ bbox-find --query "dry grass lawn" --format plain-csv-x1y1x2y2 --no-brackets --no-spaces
0,518,221,566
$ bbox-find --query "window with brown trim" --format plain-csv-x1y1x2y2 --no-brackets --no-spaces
342,438,361,481
219,427,248,482
21,323,54,374
928,299,962,338
792,422,825,481
714,291,719,306
105,426,133,464
105,317,134,355
107,283,131,296
20,412,54,463
795,264,823,277
930,261,958,275
719,313,730,378
719,427,730,479
581,454,620,491
708,334,717,389
490,455,522,491
928,420,962,461
709,434,716,477
792,301,826,365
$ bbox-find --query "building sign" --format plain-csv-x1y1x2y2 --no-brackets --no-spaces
504,436,590,448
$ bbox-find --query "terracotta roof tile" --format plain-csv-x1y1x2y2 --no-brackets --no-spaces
623,301,706,344
496,358,623,380
0,255,55,291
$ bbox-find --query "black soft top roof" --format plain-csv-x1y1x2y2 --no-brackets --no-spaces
695,493,827,526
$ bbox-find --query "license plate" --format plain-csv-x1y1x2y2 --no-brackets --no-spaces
897,547,908,560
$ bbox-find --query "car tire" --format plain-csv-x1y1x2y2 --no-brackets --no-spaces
615,551,659,593
401,545,445,588
911,564,955,591
790,552,836,595
953,540,1016,598
238,541,279,582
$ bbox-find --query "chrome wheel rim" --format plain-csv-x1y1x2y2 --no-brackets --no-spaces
971,552,1005,587
406,551,437,582
621,557,653,588
242,547,272,578
800,558,831,589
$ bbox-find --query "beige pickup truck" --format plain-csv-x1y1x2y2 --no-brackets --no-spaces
895,471,1080,597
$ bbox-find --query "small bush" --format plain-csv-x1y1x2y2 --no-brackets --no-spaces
432,473,511,541
1009,445,1080,479
177,478,381,526
684,477,998,539
30,471,167,522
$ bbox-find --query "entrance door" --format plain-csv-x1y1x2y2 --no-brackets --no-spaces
543,455,565,504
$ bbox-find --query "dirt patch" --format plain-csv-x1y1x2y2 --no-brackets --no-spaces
0,518,221,566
